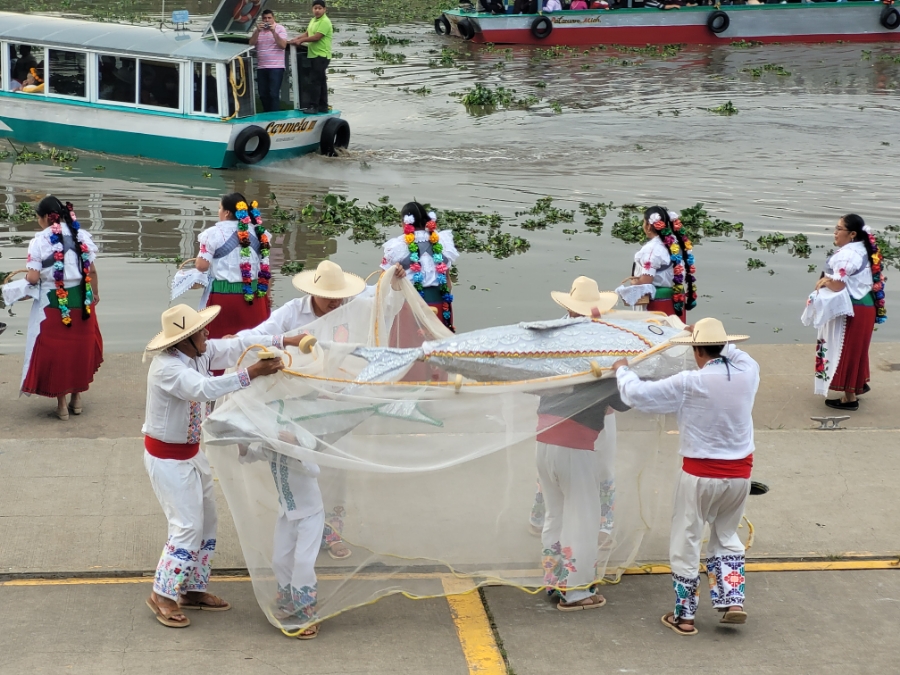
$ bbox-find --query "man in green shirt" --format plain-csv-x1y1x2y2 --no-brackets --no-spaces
291,0,333,114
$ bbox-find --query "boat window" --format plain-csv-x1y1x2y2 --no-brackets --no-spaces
99,55,137,104
139,60,180,109
226,56,255,118
9,43,43,93
192,62,219,115
48,49,86,98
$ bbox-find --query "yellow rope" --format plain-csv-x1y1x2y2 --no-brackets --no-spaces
222,57,247,121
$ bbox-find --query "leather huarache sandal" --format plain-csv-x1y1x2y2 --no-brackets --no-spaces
661,611,698,636
720,609,748,624
178,592,231,611
296,625,319,640
557,593,606,612
327,540,352,560
146,595,191,628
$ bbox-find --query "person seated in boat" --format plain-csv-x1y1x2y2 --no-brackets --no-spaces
544,0,562,9
15,69,44,94
590,1,611,8
513,0,538,13
10,45,38,90
645,0,683,7
569,0,589,7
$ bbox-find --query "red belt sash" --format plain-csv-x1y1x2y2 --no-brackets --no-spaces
144,435,199,460
682,454,753,479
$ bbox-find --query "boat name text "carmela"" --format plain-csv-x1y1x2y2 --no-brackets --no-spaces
265,119,318,135
551,15,601,23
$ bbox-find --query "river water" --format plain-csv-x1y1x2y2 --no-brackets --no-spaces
2,5,900,353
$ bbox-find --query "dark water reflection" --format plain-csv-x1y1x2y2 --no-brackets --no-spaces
2,20,900,351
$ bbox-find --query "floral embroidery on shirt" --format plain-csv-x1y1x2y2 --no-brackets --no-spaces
187,401,202,444
815,339,828,381
237,369,251,388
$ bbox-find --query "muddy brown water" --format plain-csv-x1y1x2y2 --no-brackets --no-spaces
2,12,900,353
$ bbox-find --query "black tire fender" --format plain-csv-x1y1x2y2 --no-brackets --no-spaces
319,117,351,157
707,10,729,34
434,15,452,35
457,17,476,40
881,5,900,29
531,15,553,39
233,125,271,165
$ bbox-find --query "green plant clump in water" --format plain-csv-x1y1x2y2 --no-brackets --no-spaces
281,261,305,275
746,258,767,270
743,64,791,78
515,197,574,231
749,232,811,258
578,201,614,235
367,28,411,46
458,83,538,112
373,50,406,65
876,232,900,270
613,43,685,58
678,203,744,243
731,40,763,49
1,202,36,224
707,101,738,116
610,204,645,244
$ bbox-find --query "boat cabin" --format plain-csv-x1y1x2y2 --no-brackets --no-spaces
0,12,296,120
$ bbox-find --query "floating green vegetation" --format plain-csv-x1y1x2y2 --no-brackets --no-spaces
861,49,872,60
745,232,811,258
401,85,432,95
281,261,305,275
549,100,563,114
877,53,900,63
532,45,579,61
515,197,574,231
730,40,764,49
876,231,900,270
743,64,791,78
610,204,646,244
578,201,614,235
1,202,36,224
457,83,538,112
367,28,412,46
1,145,78,166
679,203,744,242
707,101,738,116
339,40,359,46
613,43,686,58
371,67,385,76
428,47,459,68
373,50,406,65
746,258,767,270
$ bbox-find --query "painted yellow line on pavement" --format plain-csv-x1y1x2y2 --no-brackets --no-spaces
2,558,898,587
442,576,507,675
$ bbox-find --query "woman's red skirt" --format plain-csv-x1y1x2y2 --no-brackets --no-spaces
647,298,687,323
830,304,875,394
206,292,271,339
22,308,103,398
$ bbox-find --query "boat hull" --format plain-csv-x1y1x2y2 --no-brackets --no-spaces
442,4,900,46
0,94,338,169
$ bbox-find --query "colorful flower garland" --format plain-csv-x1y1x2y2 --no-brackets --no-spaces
649,211,697,316
47,214,71,326
405,211,454,331
66,202,94,320
235,200,270,304
865,227,887,324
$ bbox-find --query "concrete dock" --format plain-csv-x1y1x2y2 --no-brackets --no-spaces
1,343,898,675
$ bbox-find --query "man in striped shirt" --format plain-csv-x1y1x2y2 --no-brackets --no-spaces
250,9,288,113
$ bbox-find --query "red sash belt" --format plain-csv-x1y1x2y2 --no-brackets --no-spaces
682,455,752,479
144,435,199,461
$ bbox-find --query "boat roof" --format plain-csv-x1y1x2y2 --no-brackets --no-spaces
0,12,250,63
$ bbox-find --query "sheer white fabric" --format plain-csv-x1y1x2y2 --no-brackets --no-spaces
202,276,697,632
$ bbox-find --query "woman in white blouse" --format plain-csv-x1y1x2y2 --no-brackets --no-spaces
194,192,273,339
380,202,459,332
21,196,103,420
814,214,886,411
628,207,696,321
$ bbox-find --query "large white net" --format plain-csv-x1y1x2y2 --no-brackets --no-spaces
203,275,695,632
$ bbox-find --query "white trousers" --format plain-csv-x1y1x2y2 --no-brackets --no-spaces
670,471,750,620
536,442,604,603
144,451,218,600
272,510,325,622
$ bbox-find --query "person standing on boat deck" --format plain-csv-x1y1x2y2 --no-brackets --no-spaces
142,303,305,628
622,206,696,321
535,279,627,612
11,45,37,87
19,196,103,420
290,0,333,114
612,318,758,636
250,9,288,113
813,214,886,411
380,202,459,332
194,193,272,340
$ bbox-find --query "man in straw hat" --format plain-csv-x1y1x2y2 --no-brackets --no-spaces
530,277,628,611
143,303,310,628
236,260,406,561
612,317,758,636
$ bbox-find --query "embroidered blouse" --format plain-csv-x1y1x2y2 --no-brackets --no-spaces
25,223,98,287
381,230,460,288
142,334,281,444
634,236,673,289
825,241,873,300
196,220,273,284
616,344,759,461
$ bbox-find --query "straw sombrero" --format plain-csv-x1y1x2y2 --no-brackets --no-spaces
670,317,749,346
551,276,619,317
292,260,366,299
146,304,221,352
